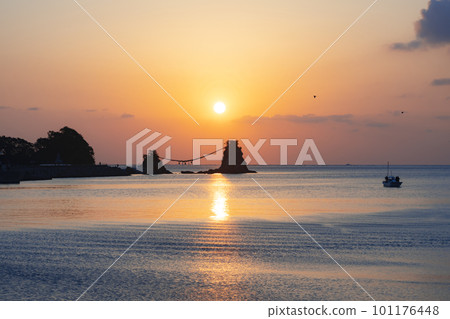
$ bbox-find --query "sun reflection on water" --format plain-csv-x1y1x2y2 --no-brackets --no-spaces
210,175,230,221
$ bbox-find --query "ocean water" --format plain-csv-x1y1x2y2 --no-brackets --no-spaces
0,165,449,300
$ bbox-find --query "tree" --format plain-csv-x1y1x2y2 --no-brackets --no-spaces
0,136,35,165
34,126,95,164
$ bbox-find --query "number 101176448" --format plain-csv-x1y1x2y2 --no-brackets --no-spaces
373,305,439,316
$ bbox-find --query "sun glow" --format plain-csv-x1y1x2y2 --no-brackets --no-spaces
213,102,226,114
211,194,228,221
210,175,230,221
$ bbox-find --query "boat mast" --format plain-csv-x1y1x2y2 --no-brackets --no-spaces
387,161,389,176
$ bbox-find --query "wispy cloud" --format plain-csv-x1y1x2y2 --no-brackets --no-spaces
435,115,450,120
242,113,355,125
0,106,11,110
391,0,450,51
387,110,408,117
365,121,390,128
27,107,40,111
239,114,397,129
431,78,450,86
121,113,134,119
85,109,97,112
390,40,422,51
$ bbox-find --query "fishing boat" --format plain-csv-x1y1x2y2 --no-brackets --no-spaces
383,162,402,188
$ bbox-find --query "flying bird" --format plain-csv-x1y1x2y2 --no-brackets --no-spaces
313,95,317,99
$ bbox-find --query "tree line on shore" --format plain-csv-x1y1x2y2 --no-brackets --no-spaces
0,127,95,165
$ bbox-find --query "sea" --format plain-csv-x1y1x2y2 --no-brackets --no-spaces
0,165,449,301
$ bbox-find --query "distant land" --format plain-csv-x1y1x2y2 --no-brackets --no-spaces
0,126,134,184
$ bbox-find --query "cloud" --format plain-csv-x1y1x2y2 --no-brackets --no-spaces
328,114,355,123
416,0,450,45
239,113,394,129
435,115,450,120
391,0,450,51
390,40,422,51
245,113,354,124
121,113,134,119
365,121,390,128
85,109,97,112
0,106,11,110
389,110,406,117
274,114,327,123
431,78,450,86
27,107,40,111
396,93,423,99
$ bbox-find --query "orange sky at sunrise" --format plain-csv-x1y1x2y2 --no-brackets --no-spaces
1,0,449,164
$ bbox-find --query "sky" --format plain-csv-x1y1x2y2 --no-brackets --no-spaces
1,0,449,165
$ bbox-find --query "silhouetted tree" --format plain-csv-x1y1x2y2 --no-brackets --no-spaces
0,136,35,165
35,127,95,164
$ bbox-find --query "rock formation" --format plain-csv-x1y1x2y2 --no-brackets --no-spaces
197,140,256,174
142,150,172,174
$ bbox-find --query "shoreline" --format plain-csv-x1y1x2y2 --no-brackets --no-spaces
0,164,135,184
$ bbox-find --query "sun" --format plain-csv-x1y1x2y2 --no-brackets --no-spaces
213,101,226,114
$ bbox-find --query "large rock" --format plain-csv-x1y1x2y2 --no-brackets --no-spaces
197,140,256,174
142,151,172,175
